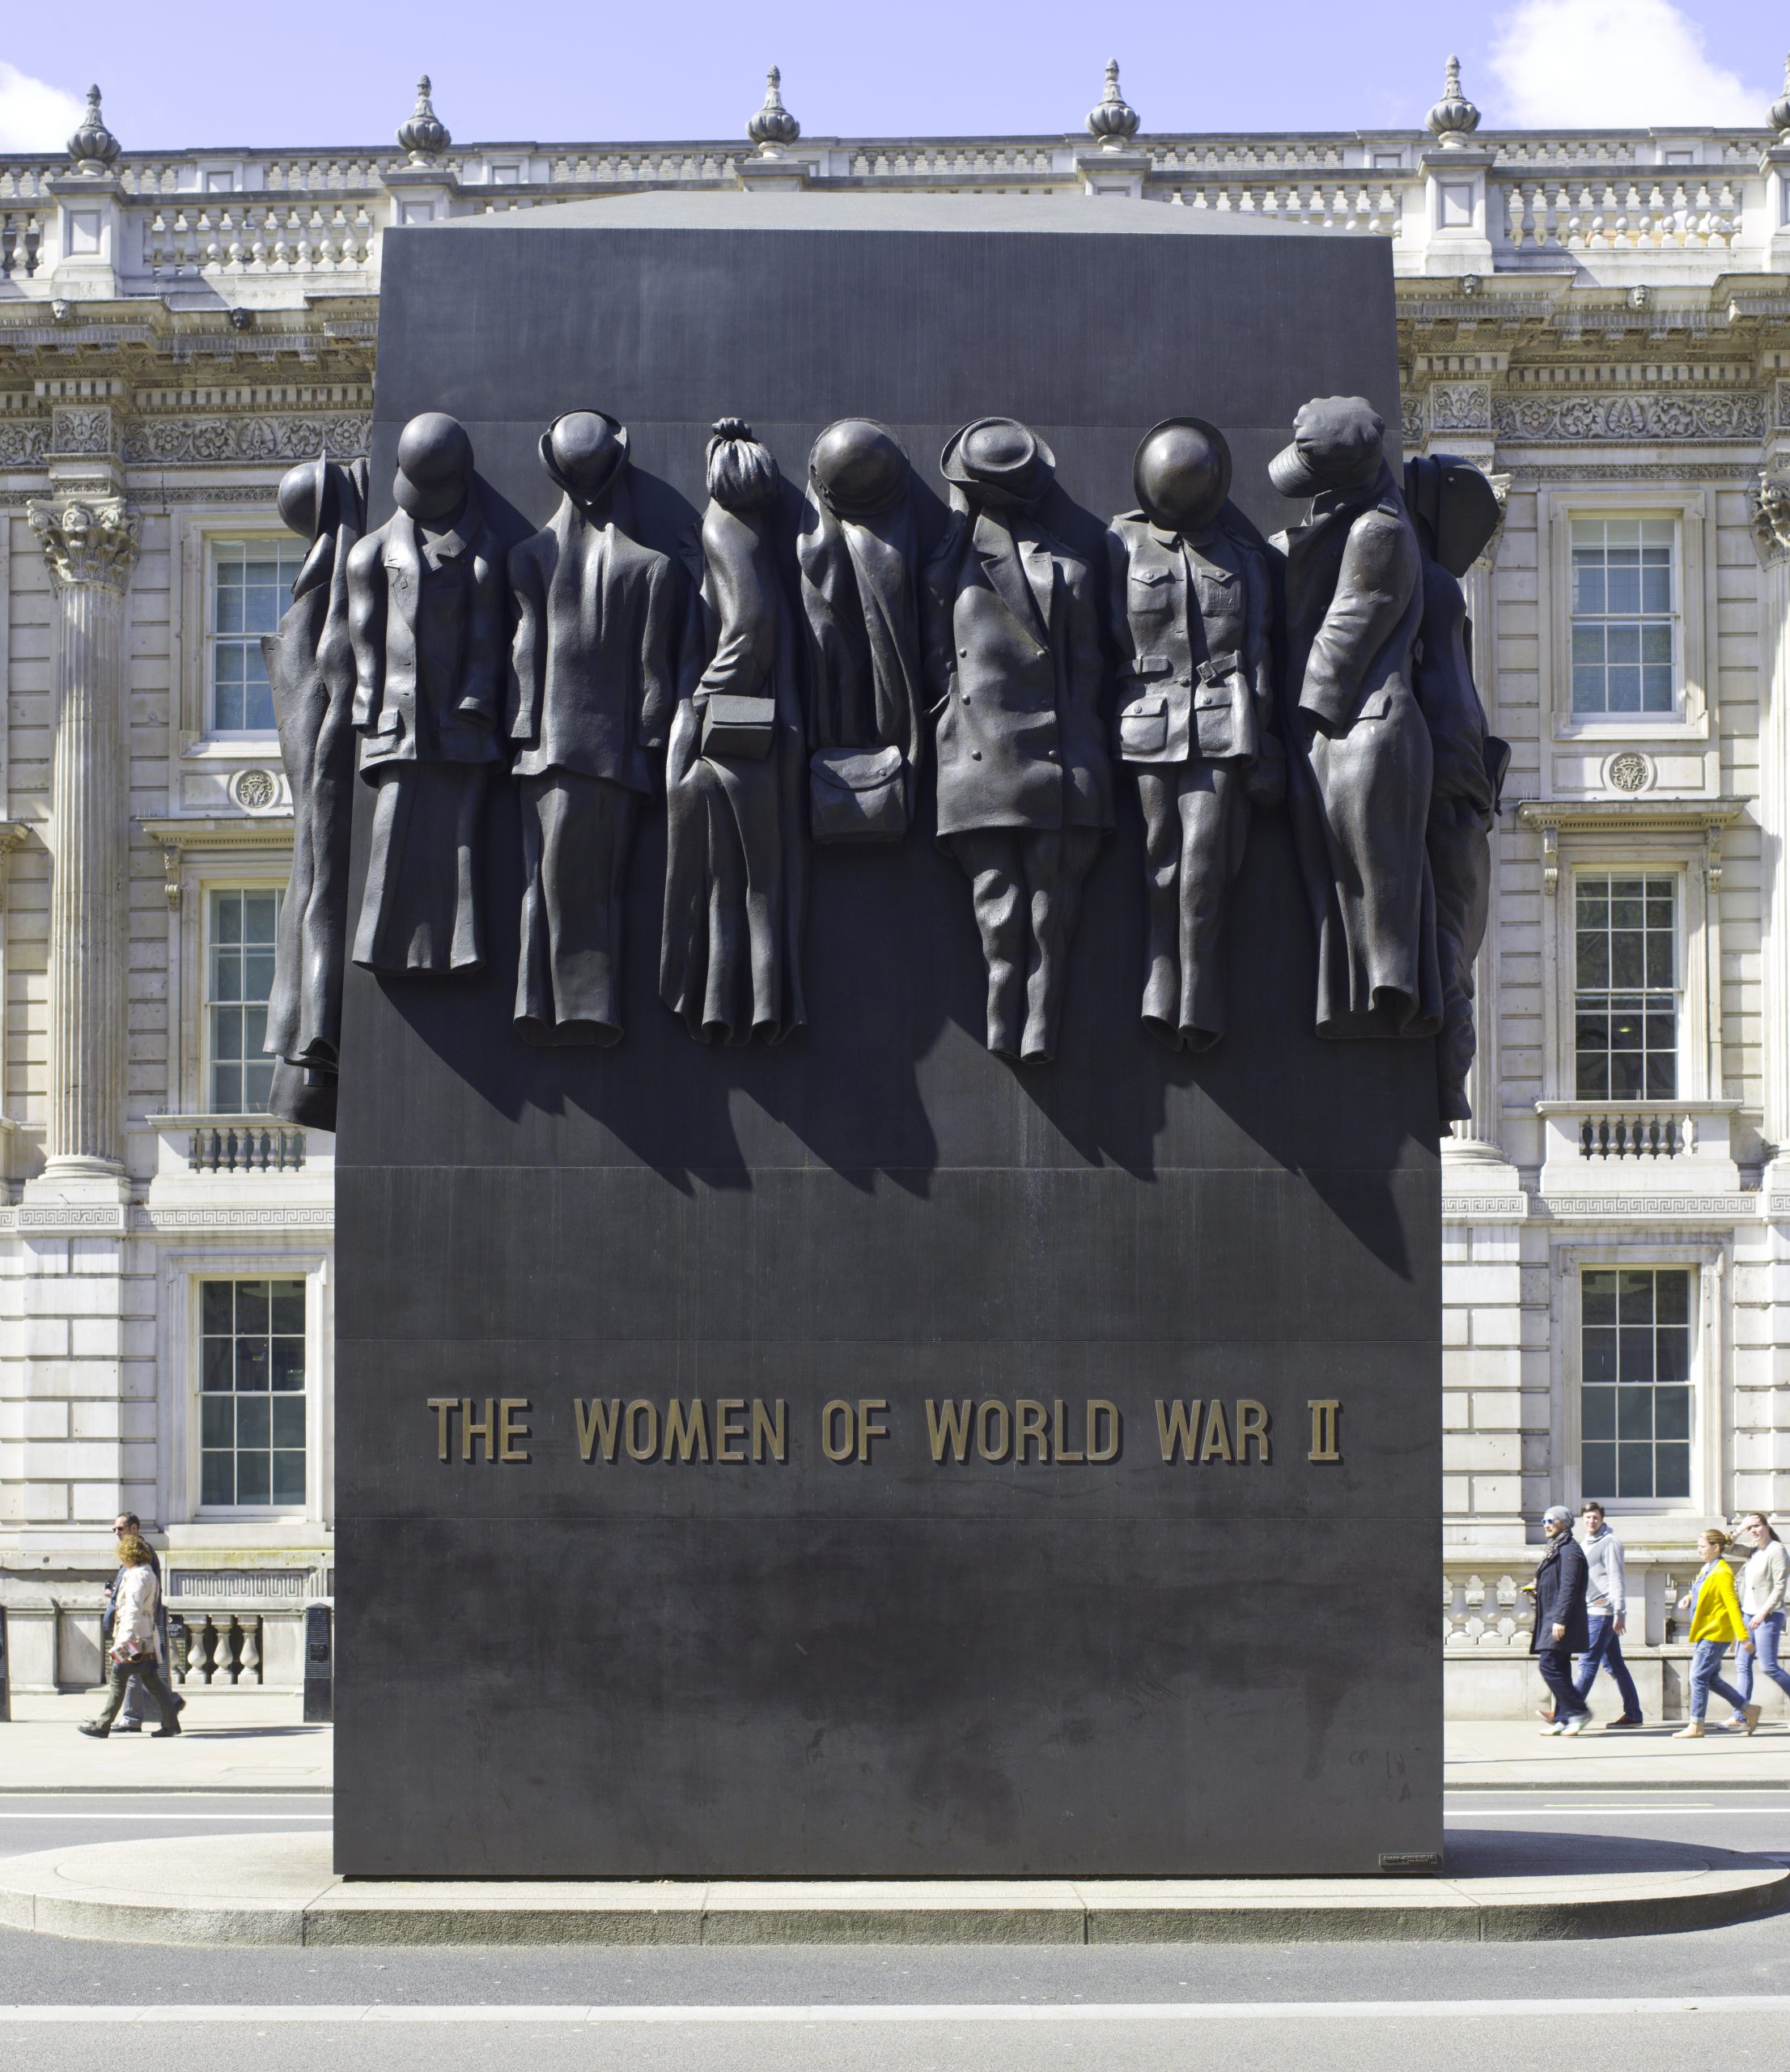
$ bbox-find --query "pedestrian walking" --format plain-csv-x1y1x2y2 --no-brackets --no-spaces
1673,1527,1760,1739
79,1534,181,1739
99,1511,183,1732
1532,1504,1593,1735
1572,1500,1644,1727
1733,1512,1790,1727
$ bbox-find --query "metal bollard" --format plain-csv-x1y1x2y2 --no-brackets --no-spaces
0,1603,10,1723
302,1601,333,1724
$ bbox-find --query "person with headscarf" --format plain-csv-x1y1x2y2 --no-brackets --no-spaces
1108,417,1280,1053
660,419,808,1045
1271,397,1440,1042
796,418,924,842
1403,453,1511,1126
261,454,367,1131
507,410,674,1044
348,411,504,978
921,416,1112,1062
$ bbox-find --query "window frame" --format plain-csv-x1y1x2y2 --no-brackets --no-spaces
1552,1240,1727,1523
1576,1263,1695,1507
204,533,304,740
1571,868,1682,1103
201,884,284,1118
1537,487,1715,757
195,1274,310,1514
156,1250,333,1531
1565,516,1678,724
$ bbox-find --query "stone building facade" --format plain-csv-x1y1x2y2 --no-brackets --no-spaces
3,59,1789,1711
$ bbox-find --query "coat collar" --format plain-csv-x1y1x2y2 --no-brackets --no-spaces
972,508,1050,645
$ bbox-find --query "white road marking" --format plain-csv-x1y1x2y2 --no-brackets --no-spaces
0,1812,329,1822
3,1999,1790,2025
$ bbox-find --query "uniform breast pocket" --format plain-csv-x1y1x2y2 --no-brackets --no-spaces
1119,695,1170,755
1128,569,1177,617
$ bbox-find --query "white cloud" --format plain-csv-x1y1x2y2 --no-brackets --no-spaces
0,61,86,152
1488,0,1765,127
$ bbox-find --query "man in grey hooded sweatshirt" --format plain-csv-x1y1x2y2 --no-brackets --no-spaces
1572,1500,1643,1727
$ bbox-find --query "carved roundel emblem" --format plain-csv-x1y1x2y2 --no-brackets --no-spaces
1605,751,1652,796
233,766,278,811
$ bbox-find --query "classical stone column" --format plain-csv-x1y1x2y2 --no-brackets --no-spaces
26,496,138,1178
1755,468,1790,1182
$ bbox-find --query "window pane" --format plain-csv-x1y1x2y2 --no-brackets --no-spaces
1655,1272,1690,1324
200,1396,233,1448
1655,1386,1691,1441
1655,1443,1690,1500
235,1336,269,1391
236,1396,270,1450
1617,1441,1653,1497
201,1335,233,1392
269,1284,304,1335
201,1281,235,1334
272,1450,307,1506
1583,1328,1618,1382
269,1337,305,1391
1583,1385,1616,1439
271,1395,306,1449
235,1451,271,1506
1582,1441,1617,1500
201,1452,234,1506
1583,1272,1618,1323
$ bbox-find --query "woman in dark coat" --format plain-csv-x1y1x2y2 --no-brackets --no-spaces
660,420,808,1045
1531,1502,1592,1735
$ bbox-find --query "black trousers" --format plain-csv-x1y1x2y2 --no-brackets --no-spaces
93,1655,178,1731
1535,1642,1590,1722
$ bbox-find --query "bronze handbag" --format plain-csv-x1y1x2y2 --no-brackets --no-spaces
701,693,777,761
809,744,908,842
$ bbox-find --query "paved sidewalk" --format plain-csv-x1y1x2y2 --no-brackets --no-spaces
0,1828,1783,1947
0,1694,330,1793
1,1700,1780,1796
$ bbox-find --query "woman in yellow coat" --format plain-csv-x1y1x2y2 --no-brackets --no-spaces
1673,1527,1761,1739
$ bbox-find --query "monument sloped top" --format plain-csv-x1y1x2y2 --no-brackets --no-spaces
435,189,1326,237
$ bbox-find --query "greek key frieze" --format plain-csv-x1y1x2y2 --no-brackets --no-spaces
1491,392,1767,443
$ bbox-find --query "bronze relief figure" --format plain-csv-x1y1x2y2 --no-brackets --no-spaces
921,418,1113,1061
507,411,675,1045
660,420,808,1044
348,411,504,978
1404,453,1510,1124
261,454,367,1130
796,418,924,843
1272,397,1440,1042
1108,418,1281,1053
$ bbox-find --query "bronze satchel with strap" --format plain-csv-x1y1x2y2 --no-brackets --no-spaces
809,743,907,842
701,693,777,761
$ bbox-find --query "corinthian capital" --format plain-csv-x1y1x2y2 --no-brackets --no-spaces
28,495,138,591
1754,470,1790,567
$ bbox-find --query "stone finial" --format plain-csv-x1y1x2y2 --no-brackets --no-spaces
746,66,800,154
1771,53,1790,140
397,74,451,163
1086,59,1140,150
66,84,120,172
1425,55,1481,149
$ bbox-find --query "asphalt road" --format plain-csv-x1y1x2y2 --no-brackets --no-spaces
0,1790,1785,2071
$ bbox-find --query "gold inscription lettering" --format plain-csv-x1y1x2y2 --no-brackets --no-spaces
625,1400,658,1461
976,1399,1011,1463
1309,1399,1342,1463
575,1399,621,1464
428,1397,457,1463
1156,1399,1202,1463
498,1398,531,1463
1236,1399,1270,1465
751,1399,787,1464
856,1399,889,1464
462,1397,495,1463
1088,1400,1120,1463
715,1399,749,1463
927,1399,973,1463
1052,1399,1085,1464
1015,1398,1049,1464
663,1399,710,1463
821,1399,855,1462
1199,1399,1233,1464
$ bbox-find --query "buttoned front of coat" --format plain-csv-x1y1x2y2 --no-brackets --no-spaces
922,510,1112,841
1108,513,1270,769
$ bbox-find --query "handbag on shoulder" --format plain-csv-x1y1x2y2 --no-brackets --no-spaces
701,693,777,761
809,743,908,842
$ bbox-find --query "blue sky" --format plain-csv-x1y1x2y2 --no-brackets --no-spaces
0,0,1778,150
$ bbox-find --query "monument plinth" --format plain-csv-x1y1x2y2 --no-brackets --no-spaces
333,194,1442,1879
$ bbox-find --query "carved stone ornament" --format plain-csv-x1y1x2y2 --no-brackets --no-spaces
1771,50,1790,140
66,83,120,172
746,67,800,155
28,498,138,591
1753,470,1790,564
397,75,451,163
1494,393,1767,443
1425,57,1481,149
1606,751,1652,795
1086,61,1140,150
233,767,279,810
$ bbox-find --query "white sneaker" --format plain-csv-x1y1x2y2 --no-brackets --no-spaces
1538,1722,1564,1736
1559,1717,1586,1736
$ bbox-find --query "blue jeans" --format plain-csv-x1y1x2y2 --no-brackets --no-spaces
1690,1640,1748,1723
1573,1614,1642,1719
1734,1611,1790,1705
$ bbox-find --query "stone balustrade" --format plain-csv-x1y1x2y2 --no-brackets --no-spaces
1533,1102,1742,1199
144,1114,323,1182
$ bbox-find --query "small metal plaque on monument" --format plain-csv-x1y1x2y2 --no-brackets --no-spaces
328,192,1446,1879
